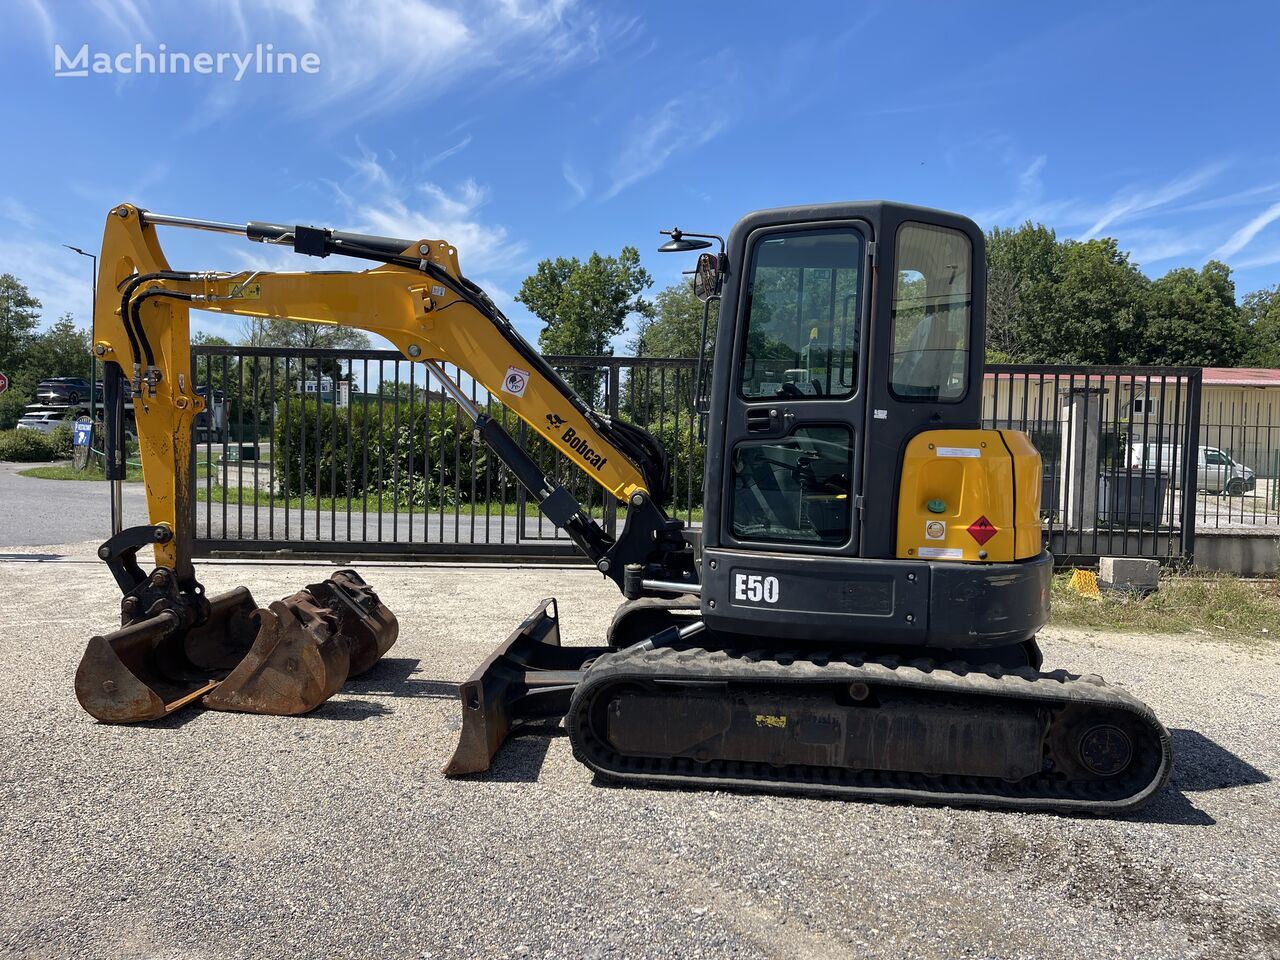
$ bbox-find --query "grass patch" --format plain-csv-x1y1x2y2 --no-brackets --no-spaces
1050,571,1280,645
22,463,213,482
189,484,705,521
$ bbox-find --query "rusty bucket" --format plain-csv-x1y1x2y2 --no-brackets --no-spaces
76,569,397,723
204,570,398,715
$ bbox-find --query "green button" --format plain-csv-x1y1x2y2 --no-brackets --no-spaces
927,499,946,514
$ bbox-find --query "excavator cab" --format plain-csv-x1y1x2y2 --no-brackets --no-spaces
696,202,1051,656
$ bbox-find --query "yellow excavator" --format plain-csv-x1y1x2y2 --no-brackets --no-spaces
76,201,1172,814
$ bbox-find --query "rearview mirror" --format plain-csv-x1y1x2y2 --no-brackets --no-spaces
692,252,721,302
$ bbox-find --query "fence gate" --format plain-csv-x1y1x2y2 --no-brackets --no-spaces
984,364,1201,564
189,346,700,561
188,347,1201,566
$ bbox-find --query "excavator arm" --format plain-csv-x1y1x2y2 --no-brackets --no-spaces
93,204,692,592
78,203,693,728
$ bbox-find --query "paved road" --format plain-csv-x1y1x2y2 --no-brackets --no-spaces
1,560,1277,959
0,462,141,548
0,463,564,551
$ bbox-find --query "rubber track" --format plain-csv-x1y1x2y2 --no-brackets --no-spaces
566,644,1173,815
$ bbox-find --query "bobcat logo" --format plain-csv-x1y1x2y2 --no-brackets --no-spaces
546,413,566,429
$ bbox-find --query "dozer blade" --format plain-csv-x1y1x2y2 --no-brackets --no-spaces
444,598,606,776
76,569,396,724
204,569,397,715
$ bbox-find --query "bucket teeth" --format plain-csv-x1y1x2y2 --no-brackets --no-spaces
75,569,397,724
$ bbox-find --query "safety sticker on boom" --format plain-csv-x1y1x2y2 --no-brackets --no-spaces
502,366,530,397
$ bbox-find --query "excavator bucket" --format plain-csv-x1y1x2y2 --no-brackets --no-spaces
75,569,397,723
204,571,398,714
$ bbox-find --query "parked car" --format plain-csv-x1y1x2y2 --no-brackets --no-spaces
34,377,101,406
193,386,228,442
1126,442,1256,495
16,410,67,435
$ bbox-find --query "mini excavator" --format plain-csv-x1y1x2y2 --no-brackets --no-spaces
77,201,1172,814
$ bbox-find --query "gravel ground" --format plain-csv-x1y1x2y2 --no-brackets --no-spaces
1,557,1278,960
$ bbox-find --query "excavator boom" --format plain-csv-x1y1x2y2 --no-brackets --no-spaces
79,204,692,728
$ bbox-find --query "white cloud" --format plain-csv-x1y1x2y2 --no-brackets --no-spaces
1211,201,1280,260
20,0,55,46
561,161,587,206
424,135,472,171
1081,162,1227,239
330,146,525,277
0,198,39,231
977,153,1050,225
245,0,615,121
88,0,153,41
1232,245,1280,271
0,239,94,328
1119,228,1198,267
603,96,729,200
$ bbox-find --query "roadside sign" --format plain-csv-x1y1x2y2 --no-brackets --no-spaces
73,416,93,473
0,371,8,395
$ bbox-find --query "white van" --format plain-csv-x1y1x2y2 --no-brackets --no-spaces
1127,442,1256,495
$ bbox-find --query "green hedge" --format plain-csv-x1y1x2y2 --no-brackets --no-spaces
274,398,709,510
0,428,60,462
273,398,496,505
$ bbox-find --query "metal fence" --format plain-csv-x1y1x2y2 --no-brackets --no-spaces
983,365,1201,563
190,348,1224,565
189,345,701,560
1195,389,1280,529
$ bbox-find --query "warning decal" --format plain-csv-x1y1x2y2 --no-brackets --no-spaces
967,515,997,546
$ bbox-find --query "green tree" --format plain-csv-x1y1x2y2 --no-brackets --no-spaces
627,280,712,418
985,223,1063,361
633,281,711,358
0,274,41,372
1142,261,1244,366
1022,238,1148,364
1242,285,1280,366
26,313,91,378
0,299,94,429
517,246,654,401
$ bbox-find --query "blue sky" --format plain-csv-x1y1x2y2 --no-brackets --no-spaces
4,0,1280,352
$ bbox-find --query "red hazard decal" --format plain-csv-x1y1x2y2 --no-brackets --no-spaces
967,515,997,546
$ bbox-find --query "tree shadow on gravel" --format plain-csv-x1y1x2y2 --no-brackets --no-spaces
342,657,459,700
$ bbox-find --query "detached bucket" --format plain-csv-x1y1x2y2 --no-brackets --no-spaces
75,587,261,723
204,570,397,715
76,569,397,724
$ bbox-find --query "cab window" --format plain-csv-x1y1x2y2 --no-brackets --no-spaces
731,426,854,544
739,229,863,399
889,222,972,402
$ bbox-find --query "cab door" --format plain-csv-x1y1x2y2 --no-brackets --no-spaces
719,223,870,555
